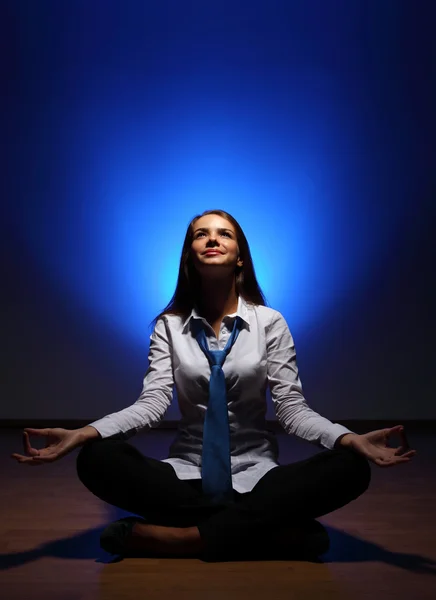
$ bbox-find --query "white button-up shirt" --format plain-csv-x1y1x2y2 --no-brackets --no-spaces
89,295,354,493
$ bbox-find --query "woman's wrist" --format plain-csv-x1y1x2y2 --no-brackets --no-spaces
335,433,358,449
78,425,101,443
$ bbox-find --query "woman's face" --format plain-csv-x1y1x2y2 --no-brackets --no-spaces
190,214,242,277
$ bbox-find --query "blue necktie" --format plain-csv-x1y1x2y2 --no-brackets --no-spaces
194,316,243,506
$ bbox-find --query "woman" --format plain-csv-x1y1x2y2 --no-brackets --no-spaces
11,209,417,562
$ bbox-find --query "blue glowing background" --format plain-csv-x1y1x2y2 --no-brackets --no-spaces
9,0,423,343
3,1,435,419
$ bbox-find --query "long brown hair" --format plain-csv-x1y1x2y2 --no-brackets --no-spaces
149,209,269,331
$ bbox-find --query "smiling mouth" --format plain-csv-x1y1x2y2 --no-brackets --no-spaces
204,251,221,255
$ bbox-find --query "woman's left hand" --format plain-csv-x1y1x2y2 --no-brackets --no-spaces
341,425,417,467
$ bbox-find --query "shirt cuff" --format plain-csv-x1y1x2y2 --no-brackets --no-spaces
320,423,356,450
86,418,122,440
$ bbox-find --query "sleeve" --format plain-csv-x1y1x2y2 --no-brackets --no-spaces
266,310,355,449
88,316,174,439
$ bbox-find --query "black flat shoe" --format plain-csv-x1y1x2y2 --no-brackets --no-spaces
100,516,148,555
202,520,330,563
274,519,330,560
232,519,330,562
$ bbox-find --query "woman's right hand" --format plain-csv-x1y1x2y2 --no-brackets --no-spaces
10,427,98,466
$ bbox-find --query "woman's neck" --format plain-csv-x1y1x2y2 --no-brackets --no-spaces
197,278,238,320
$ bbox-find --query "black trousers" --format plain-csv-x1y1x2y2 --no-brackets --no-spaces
76,436,371,560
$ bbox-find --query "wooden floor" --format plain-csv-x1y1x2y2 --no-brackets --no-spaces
1,427,436,600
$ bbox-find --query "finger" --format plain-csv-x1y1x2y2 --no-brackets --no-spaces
390,426,411,451
23,432,40,457
17,450,60,462
28,451,59,462
394,445,415,456
375,455,413,467
394,447,415,455
374,458,394,467
387,425,402,433
24,428,52,436
385,448,417,461
400,450,416,458
12,452,37,461
23,431,31,453
400,428,411,448
11,453,46,465
16,453,55,465
387,425,404,439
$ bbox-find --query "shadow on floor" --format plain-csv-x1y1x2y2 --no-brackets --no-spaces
1,514,435,574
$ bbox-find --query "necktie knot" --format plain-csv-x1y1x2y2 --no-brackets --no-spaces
208,350,226,368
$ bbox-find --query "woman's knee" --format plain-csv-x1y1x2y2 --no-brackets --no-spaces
338,447,372,497
76,438,123,482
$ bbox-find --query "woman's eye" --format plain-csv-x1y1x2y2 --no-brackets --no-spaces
196,232,231,238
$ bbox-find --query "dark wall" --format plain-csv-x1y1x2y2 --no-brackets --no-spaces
2,1,435,421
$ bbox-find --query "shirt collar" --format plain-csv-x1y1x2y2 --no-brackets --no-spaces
182,294,251,333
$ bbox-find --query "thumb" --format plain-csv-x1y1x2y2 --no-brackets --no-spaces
24,428,52,436
389,425,404,433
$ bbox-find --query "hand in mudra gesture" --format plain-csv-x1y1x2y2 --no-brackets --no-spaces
11,428,84,466
344,425,417,467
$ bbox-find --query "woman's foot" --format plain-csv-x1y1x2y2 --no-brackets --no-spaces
270,520,330,558
128,522,204,556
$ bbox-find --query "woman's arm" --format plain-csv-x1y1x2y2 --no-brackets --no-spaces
266,310,355,449
88,317,175,439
